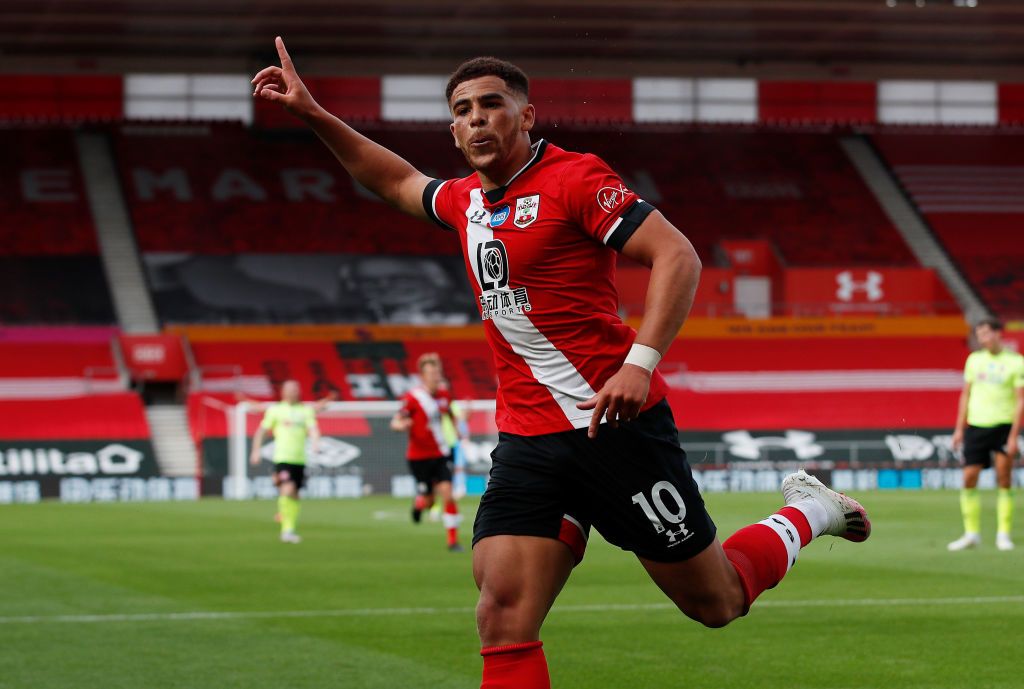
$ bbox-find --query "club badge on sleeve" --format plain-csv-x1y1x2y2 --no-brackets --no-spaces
513,194,540,228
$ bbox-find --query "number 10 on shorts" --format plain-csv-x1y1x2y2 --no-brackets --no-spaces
632,481,692,547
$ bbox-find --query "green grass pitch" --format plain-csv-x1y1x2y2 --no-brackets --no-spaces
2,490,1021,689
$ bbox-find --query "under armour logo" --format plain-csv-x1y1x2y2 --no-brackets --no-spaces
836,271,884,302
722,430,825,460
469,209,487,224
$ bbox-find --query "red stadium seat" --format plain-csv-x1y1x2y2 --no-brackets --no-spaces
0,129,115,323
873,130,1024,319
184,332,966,432
113,123,911,266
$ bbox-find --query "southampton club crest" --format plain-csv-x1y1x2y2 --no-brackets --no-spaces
513,194,540,228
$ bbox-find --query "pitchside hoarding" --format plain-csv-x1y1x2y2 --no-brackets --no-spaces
198,425,1024,498
200,414,496,499
683,429,1024,493
0,439,196,504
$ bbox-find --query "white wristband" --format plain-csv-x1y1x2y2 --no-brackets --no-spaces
623,343,661,373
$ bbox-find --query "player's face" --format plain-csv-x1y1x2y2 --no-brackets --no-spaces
420,362,442,391
449,76,535,181
976,324,1002,351
281,380,301,403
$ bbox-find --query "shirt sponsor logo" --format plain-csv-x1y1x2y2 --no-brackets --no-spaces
596,183,632,213
473,237,533,320
513,194,540,228
489,205,510,227
476,240,510,291
479,287,533,321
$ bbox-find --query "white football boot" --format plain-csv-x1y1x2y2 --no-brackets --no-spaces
781,470,871,542
280,531,302,544
996,532,1015,551
946,533,980,551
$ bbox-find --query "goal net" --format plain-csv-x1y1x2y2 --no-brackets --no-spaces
223,400,498,500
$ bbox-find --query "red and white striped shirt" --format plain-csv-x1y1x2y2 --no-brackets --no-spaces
401,386,454,460
423,140,668,436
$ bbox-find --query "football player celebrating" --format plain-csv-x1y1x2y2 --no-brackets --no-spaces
254,38,871,688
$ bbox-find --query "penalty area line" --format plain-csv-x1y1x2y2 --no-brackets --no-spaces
2,595,1022,625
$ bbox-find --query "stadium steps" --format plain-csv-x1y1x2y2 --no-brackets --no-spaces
839,135,989,322
75,132,160,333
145,405,198,478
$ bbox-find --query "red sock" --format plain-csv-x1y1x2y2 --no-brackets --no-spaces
443,499,460,547
723,506,813,611
481,641,550,689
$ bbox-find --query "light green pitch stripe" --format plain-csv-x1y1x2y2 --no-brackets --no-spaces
2,595,1023,625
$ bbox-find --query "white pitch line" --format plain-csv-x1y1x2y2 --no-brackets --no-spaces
1,596,1022,626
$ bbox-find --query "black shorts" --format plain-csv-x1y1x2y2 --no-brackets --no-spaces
408,456,454,495
963,424,1013,468
473,400,716,565
273,462,306,488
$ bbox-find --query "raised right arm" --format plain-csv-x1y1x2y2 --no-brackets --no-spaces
252,37,433,220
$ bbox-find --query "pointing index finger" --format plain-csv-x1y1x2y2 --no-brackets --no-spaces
588,397,608,439
275,36,293,68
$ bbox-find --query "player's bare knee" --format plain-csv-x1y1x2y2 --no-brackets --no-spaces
476,591,534,645
695,599,744,628
672,587,745,629
687,599,743,629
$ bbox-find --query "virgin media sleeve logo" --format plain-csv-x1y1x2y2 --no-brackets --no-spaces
596,183,634,213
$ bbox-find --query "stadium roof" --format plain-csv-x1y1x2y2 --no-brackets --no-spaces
4,0,1024,78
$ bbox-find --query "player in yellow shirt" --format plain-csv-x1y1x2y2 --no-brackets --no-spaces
250,380,320,543
949,319,1024,552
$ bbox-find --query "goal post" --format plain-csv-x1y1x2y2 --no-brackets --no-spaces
224,399,497,500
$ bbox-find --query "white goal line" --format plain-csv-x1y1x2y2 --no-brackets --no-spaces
2,595,1022,625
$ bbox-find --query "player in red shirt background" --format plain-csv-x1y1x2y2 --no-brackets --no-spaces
254,38,871,689
391,352,463,551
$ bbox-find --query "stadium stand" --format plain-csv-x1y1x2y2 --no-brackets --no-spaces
0,129,116,323
181,327,967,432
112,124,475,323
0,327,156,500
112,124,463,256
873,129,1024,318
181,323,968,494
0,393,149,441
110,123,917,324
0,327,125,398
539,127,916,268
114,123,911,265
664,334,966,430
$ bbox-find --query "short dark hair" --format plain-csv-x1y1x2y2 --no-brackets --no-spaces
445,57,529,103
975,317,1004,331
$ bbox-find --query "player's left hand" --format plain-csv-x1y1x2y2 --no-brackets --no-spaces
577,365,651,439
1007,436,1019,460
